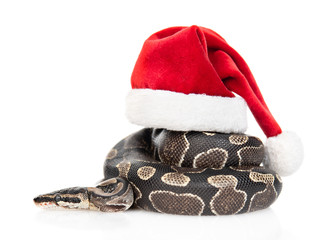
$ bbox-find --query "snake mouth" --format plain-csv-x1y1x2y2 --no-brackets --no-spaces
33,196,58,209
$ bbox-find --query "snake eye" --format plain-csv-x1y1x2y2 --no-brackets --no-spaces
54,195,61,202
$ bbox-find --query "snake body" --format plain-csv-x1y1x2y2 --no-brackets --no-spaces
103,128,282,215
34,128,282,215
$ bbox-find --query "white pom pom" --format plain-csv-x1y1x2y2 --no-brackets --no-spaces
265,131,303,176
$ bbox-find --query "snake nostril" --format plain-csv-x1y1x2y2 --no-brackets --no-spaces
33,197,39,203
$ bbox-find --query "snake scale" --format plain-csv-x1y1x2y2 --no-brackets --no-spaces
34,128,282,215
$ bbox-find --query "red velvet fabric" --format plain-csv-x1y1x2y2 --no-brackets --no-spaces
131,26,282,138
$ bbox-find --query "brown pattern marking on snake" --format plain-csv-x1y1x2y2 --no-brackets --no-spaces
149,190,205,215
171,166,206,174
129,181,142,205
137,166,156,180
237,145,264,166
229,135,249,145
276,174,283,183
208,175,247,215
106,149,118,160
230,165,256,172
203,132,216,136
158,132,189,167
161,173,190,187
248,172,277,212
193,148,228,169
116,161,131,179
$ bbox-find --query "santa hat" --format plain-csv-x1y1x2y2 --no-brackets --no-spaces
126,25,303,176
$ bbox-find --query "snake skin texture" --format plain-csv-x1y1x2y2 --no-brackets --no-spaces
103,128,282,215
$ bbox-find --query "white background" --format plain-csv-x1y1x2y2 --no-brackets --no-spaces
1,0,319,239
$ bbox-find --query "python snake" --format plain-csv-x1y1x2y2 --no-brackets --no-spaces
34,128,282,215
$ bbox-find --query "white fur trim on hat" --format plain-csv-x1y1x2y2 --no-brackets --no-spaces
265,131,303,176
125,89,247,133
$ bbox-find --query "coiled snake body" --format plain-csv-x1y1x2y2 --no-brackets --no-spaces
34,128,282,215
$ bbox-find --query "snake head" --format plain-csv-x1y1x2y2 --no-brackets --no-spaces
33,187,90,210
34,178,134,212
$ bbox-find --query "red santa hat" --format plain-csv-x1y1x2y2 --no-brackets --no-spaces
126,25,303,176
